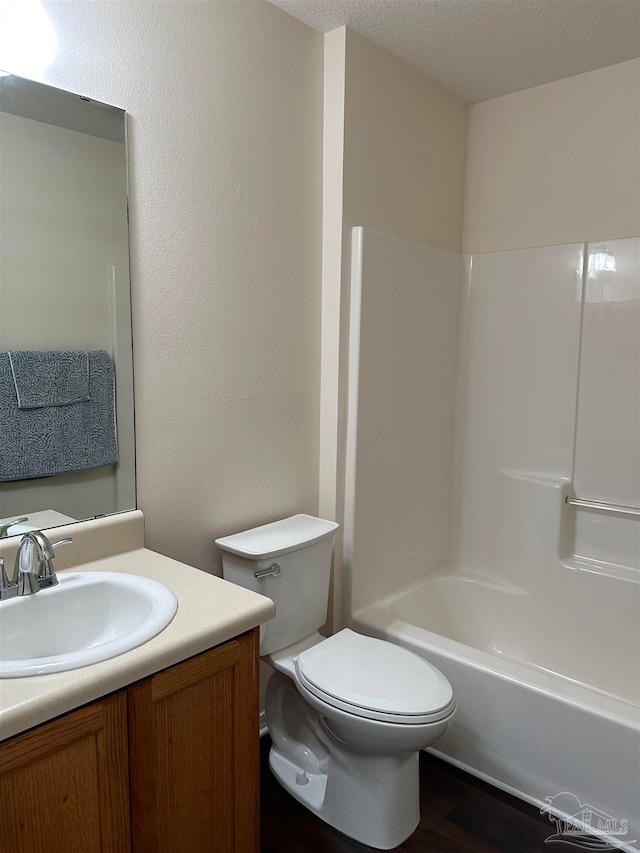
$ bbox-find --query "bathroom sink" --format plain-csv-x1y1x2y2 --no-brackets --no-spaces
0,571,178,677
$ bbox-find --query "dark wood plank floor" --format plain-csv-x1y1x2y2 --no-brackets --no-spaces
260,737,557,853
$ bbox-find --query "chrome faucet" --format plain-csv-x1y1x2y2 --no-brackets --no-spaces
0,517,29,538
0,531,73,600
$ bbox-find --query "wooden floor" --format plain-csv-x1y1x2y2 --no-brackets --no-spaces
260,737,556,853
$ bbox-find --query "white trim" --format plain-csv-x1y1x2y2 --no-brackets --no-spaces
342,226,364,620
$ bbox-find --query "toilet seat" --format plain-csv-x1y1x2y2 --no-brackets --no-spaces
293,629,455,725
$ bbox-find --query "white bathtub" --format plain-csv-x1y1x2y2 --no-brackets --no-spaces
353,566,640,853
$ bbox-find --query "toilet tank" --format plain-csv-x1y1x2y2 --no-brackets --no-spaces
216,515,339,656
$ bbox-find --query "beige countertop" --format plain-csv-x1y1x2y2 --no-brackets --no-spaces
0,513,275,742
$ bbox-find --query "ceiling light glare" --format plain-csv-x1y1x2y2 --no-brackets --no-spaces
0,0,58,78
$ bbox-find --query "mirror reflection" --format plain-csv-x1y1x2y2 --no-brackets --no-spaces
0,72,135,537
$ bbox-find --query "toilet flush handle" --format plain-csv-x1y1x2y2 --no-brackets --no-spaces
255,563,281,580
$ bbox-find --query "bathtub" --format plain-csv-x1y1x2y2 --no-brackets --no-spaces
352,565,640,853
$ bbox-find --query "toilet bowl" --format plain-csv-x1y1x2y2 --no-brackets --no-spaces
216,515,456,850
265,628,455,849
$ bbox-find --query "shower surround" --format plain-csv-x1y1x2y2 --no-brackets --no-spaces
345,227,640,851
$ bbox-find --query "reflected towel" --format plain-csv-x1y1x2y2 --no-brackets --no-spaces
0,350,118,481
8,350,90,409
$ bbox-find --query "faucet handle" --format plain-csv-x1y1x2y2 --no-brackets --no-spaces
38,536,73,586
0,557,17,601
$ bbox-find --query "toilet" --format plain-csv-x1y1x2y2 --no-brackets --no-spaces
216,514,455,850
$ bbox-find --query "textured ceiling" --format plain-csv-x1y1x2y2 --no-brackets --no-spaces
267,0,640,103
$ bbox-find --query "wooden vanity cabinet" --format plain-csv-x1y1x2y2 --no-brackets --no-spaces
0,692,130,853
129,628,259,853
0,628,260,853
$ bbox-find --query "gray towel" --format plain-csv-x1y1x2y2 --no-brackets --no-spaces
8,350,90,408
0,350,118,481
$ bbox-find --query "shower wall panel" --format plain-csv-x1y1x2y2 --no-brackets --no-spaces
454,244,584,573
573,237,640,572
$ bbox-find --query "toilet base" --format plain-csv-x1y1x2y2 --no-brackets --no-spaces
269,743,420,850
269,748,328,812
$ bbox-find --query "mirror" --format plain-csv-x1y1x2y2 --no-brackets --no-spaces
0,72,135,538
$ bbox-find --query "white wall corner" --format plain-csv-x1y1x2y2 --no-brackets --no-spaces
320,26,347,527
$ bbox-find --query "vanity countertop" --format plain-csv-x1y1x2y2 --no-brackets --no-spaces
0,523,275,742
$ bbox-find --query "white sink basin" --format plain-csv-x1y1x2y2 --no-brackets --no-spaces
0,571,178,677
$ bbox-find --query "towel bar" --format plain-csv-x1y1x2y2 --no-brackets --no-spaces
565,496,640,518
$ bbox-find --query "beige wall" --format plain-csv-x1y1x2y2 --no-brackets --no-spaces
28,0,323,572
320,27,468,626
343,28,468,252
464,59,640,254
319,27,346,525
346,229,463,612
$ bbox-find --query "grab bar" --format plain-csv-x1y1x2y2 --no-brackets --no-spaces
565,496,640,518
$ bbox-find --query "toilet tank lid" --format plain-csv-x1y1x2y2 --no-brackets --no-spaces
215,514,339,560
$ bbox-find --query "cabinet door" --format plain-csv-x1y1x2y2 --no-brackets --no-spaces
0,692,130,853
128,629,259,853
